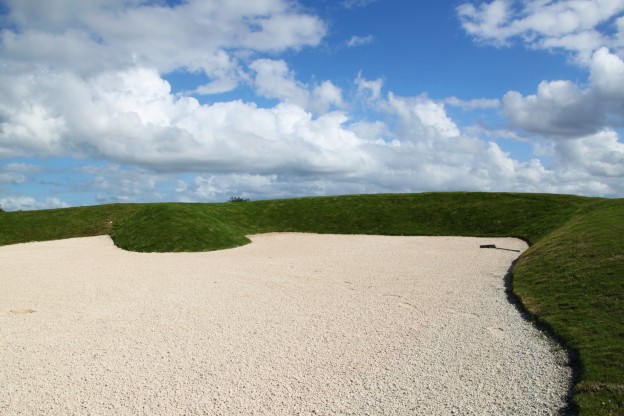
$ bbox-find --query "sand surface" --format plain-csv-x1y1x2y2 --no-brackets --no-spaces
1,233,571,415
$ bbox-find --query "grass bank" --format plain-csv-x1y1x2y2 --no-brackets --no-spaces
513,198,624,414
1,192,622,414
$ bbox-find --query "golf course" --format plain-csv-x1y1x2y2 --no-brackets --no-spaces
1,192,622,414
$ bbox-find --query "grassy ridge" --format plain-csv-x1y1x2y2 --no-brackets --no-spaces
513,198,624,414
1,192,622,414
0,203,141,244
110,192,588,251
110,203,250,252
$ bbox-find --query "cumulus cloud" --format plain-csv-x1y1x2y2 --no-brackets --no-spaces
0,55,573,203
501,47,624,137
250,59,344,113
250,59,310,107
458,2,624,152
457,0,624,61
503,80,601,136
385,93,461,139
0,66,361,175
477,43,624,196
554,130,624,177
0,0,326,82
2,0,624,209
8,61,621,202
590,46,624,97
312,81,345,113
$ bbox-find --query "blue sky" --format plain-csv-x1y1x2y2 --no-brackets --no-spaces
1,0,624,210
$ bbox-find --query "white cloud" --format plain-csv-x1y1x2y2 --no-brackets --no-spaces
0,172,26,184
501,47,624,137
503,80,601,136
77,163,189,204
355,72,384,103
188,174,280,201
3,60,622,201
239,12,326,51
1,0,624,205
343,0,378,9
0,80,68,157
0,196,69,211
3,163,42,173
458,2,624,167
554,129,624,177
250,59,310,108
0,66,361,175
457,0,513,44
386,93,461,139
347,35,374,47
192,176,220,200
590,46,624,97
444,96,501,110
484,44,624,196
312,81,345,113
0,163,40,185
0,0,326,83
0,51,568,201
83,164,162,198
250,58,344,113
194,77,240,95
457,0,624,62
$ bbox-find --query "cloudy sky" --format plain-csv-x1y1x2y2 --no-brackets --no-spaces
1,0,624,210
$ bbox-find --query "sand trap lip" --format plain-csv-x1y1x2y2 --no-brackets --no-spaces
0,233,571,415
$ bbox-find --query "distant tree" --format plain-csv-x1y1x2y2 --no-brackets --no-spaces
0,204,4,213
228,196,249,203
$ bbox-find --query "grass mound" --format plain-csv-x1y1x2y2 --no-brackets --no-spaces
0,203,139,244
513,198,624,414
110,203,250,252
1,192,622,414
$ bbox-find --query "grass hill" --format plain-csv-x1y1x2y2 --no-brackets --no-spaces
1,192,622,414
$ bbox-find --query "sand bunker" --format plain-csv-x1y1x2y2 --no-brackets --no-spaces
0,233,571,414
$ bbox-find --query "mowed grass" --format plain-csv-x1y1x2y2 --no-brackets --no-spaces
513,198,624,414
1,192,622,414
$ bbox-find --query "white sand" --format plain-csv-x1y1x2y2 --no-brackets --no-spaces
0,233,571,415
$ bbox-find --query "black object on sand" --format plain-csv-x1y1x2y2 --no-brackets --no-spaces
480,244,521,252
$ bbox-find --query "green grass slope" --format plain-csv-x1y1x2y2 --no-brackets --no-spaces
1,192,622,414
110,203,250,252
0,203,141,244
111,192,588,251
513,198,624,414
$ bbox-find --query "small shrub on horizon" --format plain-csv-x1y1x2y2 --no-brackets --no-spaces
228,196,249,203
